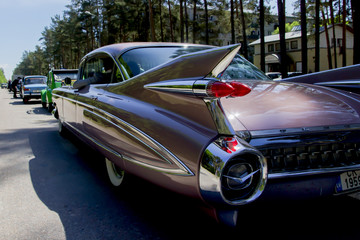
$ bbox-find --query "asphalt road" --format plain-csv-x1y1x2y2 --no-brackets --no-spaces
0,88,360,240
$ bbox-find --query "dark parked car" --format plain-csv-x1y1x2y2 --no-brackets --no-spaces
282,64,360,94
20,75,47,103
52,43,360,226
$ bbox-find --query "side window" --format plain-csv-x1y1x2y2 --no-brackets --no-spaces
82,54,116,84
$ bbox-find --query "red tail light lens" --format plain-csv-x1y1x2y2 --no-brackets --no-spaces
221,137,239,153
207,81,235,98
207,81,251,98
229,82,251,97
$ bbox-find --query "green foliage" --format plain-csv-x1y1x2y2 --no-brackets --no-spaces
10,0,302,76
272,21,300,34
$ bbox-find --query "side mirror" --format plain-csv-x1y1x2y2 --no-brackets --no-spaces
73,79,91,89
64,77,72,85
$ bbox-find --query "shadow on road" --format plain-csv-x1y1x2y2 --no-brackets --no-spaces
26,129,360,240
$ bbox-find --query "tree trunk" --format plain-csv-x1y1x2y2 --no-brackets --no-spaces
148,0,156,42
322,7,332,69
239,0,248,59
159,0,164,42
342,0,347,66
300,0,307,73
204,0,209,44
230,0,235,44
259,0,265,72
330,0,337,68
168,0,174,42
180,0,184,42
315,0,320,72
185,0,189,42
278,0,287,78
192,0,197,43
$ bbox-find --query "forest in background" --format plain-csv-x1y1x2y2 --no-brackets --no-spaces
13,0,358,77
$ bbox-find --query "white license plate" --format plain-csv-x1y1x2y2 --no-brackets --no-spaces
336,170,360,192
32,90,40,93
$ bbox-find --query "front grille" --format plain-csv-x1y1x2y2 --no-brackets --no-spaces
260,143,360,174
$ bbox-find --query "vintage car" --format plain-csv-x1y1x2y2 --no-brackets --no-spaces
282,64,360,94
20,75,47,103
41,69,78,111
52,43,360,226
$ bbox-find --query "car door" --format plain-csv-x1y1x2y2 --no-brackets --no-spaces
77,53,117,142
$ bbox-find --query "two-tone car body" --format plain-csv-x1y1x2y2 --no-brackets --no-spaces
41,69,78,111
20,75,47,103
52,43,360,226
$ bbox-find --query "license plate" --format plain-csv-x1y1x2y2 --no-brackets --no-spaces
336,170,360,192
33,90,40,93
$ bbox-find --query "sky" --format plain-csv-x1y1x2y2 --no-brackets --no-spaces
0,0,296,80
0,0,71,79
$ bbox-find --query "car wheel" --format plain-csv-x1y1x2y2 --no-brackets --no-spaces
58,119,68,136
105,158,126,188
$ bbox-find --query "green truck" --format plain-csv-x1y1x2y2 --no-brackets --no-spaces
41,69,78,111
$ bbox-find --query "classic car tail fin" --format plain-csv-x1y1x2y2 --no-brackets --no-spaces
143,44,251,98
143,44,241,81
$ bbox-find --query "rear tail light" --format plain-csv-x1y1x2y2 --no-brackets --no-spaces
217,137,240,154
207,81,251,98
145,79,251,99
207,81,235,98
229,81,251,97
23,87,30,91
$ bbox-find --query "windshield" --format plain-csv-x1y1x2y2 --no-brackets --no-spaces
220,54,271,80
54,72,78,82
119,46,211,79
24,77,46,85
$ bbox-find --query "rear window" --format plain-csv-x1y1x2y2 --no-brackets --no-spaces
220,54,271,80
119,46,211,79
24,77,46,85
54,72,78,82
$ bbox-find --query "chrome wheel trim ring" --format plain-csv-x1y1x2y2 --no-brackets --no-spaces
105,158,124,187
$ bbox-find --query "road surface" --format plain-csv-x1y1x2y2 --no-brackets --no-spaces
0,89,359,239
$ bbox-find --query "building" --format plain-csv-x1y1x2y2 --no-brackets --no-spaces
249,24,354,73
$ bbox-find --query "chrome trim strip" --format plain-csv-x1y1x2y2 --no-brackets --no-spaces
204,98,235,135
53,92,78,104
193,79,211,96
66,121,123,159
315,80,360,86
144,78,216,97
249,124,360,138
268,164,360,179
144,79,195,95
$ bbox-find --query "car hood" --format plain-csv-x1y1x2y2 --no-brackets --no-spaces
220,80,360,132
